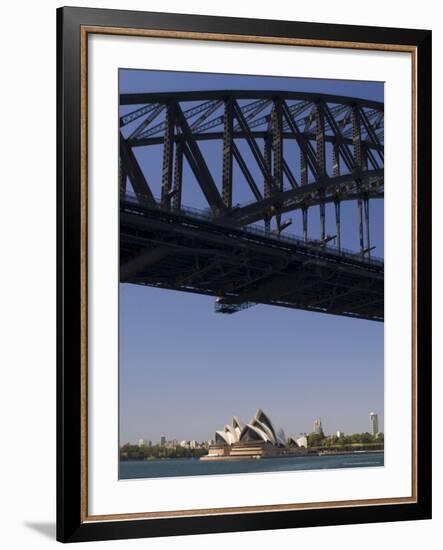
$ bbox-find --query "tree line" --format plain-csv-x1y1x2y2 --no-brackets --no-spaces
120,443,207,461
305,432,384,448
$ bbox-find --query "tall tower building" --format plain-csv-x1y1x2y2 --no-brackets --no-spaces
369,412,379,436
313,419,324,437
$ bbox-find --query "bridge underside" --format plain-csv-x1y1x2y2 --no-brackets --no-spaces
121,201,384,322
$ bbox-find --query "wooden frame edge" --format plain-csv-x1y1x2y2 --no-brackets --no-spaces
61,14,429,538
81,25,417,53
80,25,89,524
79,24,418,524
84,496,416,523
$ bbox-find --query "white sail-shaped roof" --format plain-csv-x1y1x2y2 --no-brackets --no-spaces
224,424,240,443
276,428,286,447
250,417,276,444
213,409,284,446
240,423,272,443
254,409,278,442
215,430,231,445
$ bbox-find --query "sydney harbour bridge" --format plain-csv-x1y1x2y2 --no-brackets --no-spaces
119,90,384,322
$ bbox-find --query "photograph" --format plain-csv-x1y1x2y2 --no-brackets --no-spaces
0,0,436,545
118,68,385,481
54,5,431,543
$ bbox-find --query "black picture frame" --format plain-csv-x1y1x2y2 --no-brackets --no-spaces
57,6,432,543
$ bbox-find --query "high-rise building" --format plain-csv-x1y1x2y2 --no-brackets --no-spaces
313,419,324,437
369,412,379,436
137,439,146,447
336,431,344,439
160,435,166,446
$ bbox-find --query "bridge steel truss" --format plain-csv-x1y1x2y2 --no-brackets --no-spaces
119,90,384,321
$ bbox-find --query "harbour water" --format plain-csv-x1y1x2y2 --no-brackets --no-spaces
119,452,384,480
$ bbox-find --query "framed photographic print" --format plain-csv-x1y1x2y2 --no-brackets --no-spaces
57,6,432,543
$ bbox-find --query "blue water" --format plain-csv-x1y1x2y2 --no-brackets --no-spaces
119,452,384,480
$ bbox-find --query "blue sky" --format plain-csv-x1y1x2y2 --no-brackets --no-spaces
119,69,384,444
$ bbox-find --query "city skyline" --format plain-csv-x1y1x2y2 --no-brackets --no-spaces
119,69,384,446
122,409,383,445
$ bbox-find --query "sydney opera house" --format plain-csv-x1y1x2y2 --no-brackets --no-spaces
201,409,307,461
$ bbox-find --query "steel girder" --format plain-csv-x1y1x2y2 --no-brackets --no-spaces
120,90,383,233
120,202,383,321
119,90,384,320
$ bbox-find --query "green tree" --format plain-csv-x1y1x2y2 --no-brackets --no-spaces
307,432,324,447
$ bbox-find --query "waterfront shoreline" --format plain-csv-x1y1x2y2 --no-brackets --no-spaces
200,448,383,462
120,448,384,463
119,452,385,479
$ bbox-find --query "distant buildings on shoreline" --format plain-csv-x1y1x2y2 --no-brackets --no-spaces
293,434,308,448
130,410,382,448
201,409,383,462
313,419,324,437
370,412,379,436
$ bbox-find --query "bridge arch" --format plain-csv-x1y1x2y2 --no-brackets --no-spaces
120,89,383,254
119,90,384,321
